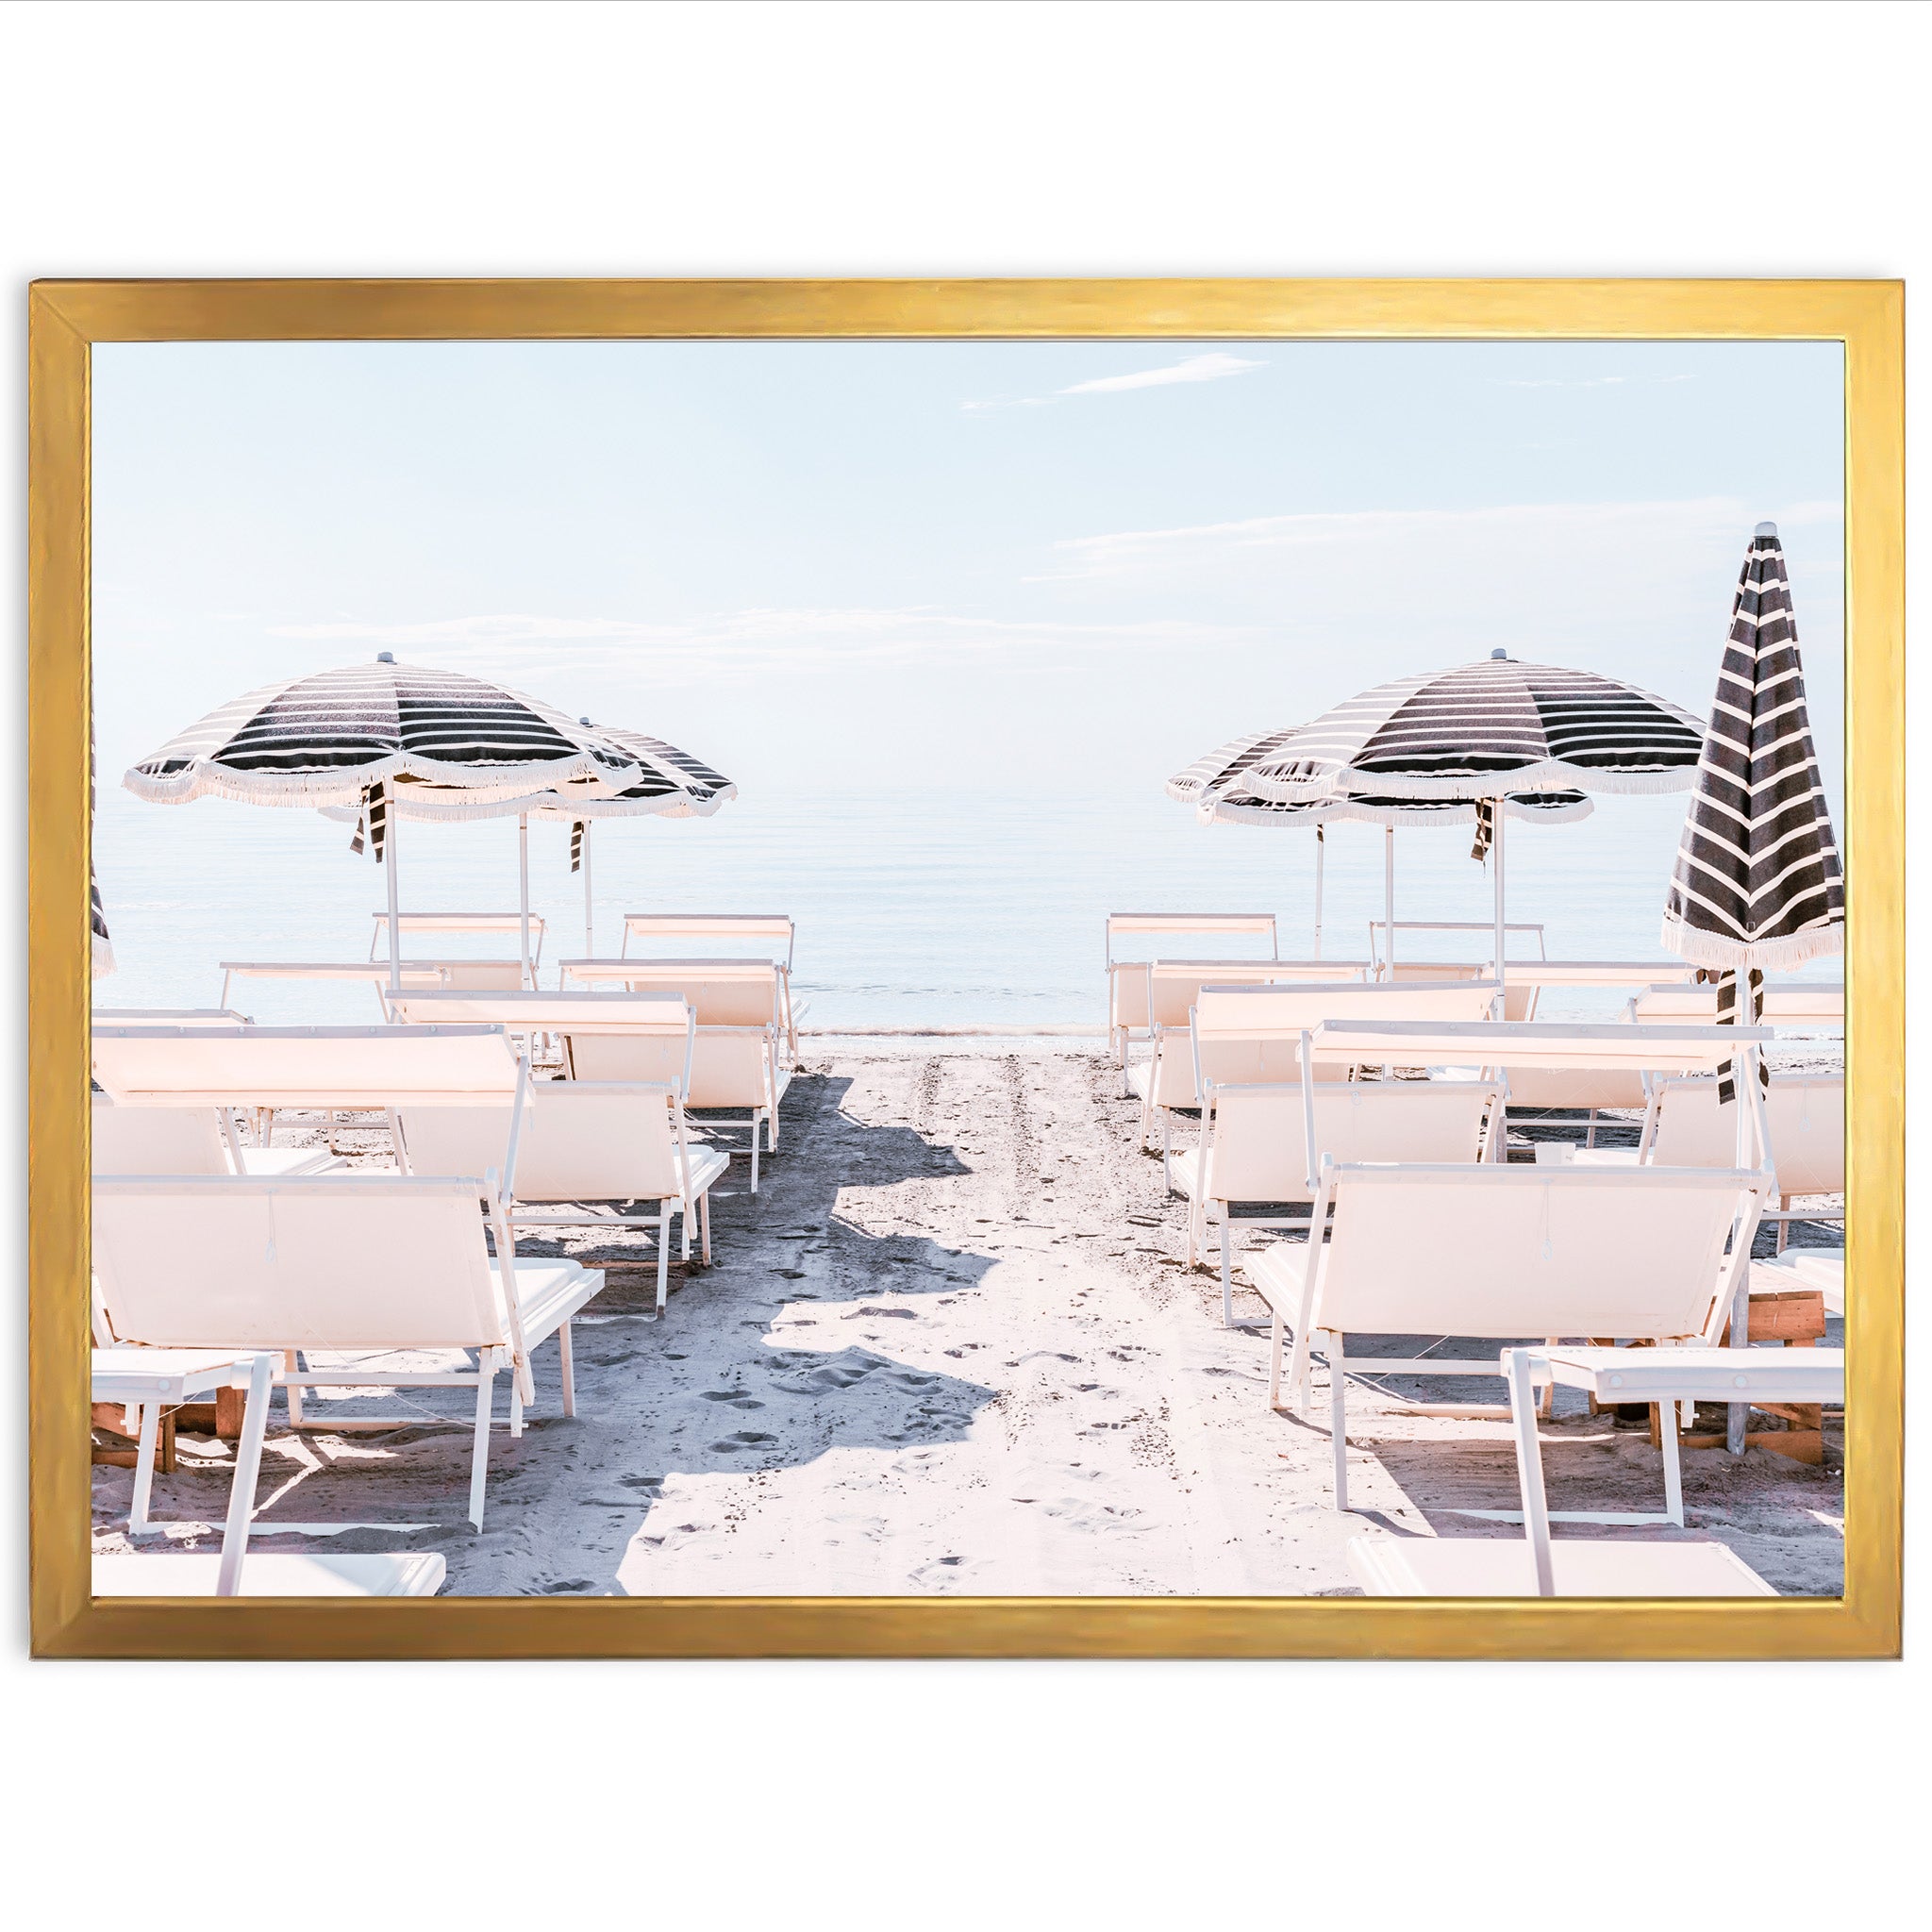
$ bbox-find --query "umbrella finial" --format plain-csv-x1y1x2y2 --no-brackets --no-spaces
1754,521,1778,539
579,716,593,726
375,651,395,663
1490,648,1508,660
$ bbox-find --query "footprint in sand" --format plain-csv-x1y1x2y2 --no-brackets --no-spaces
697,1391,765,1408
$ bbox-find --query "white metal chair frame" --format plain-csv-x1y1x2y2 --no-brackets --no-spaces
370,910,547,973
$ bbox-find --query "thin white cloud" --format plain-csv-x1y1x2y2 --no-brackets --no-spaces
1486,373,1696,390
963,351,1264,413
1059,352,1265,395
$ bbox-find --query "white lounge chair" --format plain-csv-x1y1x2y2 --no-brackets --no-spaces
547,970,791,1184
611,913,800,1053
92,1092,344,1178
1751,1249,1845,1316
217,960,487,1021
372,910,546,974
92,1173,603,1529
396,1080,728,1313
1103,911,1285,1074
1630,980,1844,1030
1171,1075,1498,1327
1369,918,1546,974
1252,1159,1771,1512
1134,979,1502,1181
91,1347,448,1597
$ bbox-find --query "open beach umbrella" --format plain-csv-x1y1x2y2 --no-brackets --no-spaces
1168,724,1591,960
1226,654,1705,999
324,720,737,961
124,654,645,991
1661,522,1843,1093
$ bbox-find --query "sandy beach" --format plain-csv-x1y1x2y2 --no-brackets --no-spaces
91,1048,1845,1596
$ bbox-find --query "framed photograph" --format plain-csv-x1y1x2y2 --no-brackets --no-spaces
29,278,1902,1657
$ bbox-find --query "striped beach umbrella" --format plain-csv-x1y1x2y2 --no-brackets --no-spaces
125,655,648,989
1661,521,1843,1091
1225,655,1705,997
324,721,737,958
1168,725,1591,960
90,869,114,979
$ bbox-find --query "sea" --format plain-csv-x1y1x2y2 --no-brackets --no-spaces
92,783,1840,1038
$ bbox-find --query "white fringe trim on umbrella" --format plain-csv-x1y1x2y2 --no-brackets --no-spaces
121,746,649,809
1241,760,1699,804
1658,911,1846,974
315,785,735,825
1197,793,1594,830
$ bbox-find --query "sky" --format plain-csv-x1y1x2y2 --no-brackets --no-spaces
92,336,1847,810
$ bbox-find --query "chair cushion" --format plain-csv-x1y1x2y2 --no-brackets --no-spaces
1244,1241,1312,1313
238,1146,345,1177
681,1147,731,1200
510,1258,604,1347
1125,1063,1153,1101
1167,1147,1206,1202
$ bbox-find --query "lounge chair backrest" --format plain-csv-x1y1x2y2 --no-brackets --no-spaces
1311,1163,1756,1341
372,911,545,965
436,961,530,991
1143,961,1369,1031
1204,1080,1493,1204
1193,980,1501,1036
389,990,691,1035
398,1083,688,1203
621,915,794,971
566,1027,769,1108
1111,958,1364,1034
1649,1074,1844,1196
558,959,780,1028
92,1094,234,1175
1380,961,1535,1018
92,1024,522,1108
92,1175,510,1352
1631,982,1844,1027
1106,912,1276,967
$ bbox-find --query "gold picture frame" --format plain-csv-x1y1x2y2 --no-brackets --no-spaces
30,277,1903,1659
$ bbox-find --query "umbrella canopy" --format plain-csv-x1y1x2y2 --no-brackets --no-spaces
125,656,643,808
1661,523,1843,974
91,869,114,979
1226,654,1706,804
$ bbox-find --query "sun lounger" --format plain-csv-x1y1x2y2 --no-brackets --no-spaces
92,1007,254,1027
218,959,522,1020
1132,980,1502,1174
1751,1250,1845,1316
1250,1158,1772,1512
615,915,799,1052
372,911,546,972
92,1092,344,1178
397,1080,728,1313
1369,918,1545,974
1104,913,1283,1069
546,970,791,1181
1170,1075,1498,1326
1630,981,1844,1030
92,1173,604,1528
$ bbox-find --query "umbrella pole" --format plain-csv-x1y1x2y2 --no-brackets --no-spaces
1491,800,1507,1020
1383,827,1395,977
1312,827,1324,960
583,823,594,957
518,814,532,989
384,808,402,998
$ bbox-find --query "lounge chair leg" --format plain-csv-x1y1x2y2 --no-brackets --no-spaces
1660,1387,1685,1526
1268,1307,1286,1409
1220,1224,1235,1329
128,1400,162,1537
1586,1109,1598,1150
700,1191,713,1266
657,1211,672,1313
509,1378,524,1438
1539,1339,1558,1419
558,1319,576,1419
284,1350,304,1427
681,1208,691,1263
1160,1113,1173,1194
1327,1333,1349,1511
469,1364,495,1530
1776,1198,1790,1255
750,1127,760,1195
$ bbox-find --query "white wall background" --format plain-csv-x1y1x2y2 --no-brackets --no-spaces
4,3,1923,1924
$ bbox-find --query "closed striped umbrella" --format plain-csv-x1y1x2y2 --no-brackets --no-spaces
1661,522,1843,1099
1168,725,1591,960
91,727,114,978
125,655,648,990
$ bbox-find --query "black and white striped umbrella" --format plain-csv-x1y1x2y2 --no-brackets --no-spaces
125,655,650,990
125,655,644,809
1230,654,1706,803
1662,524,1843,974
1661,524,1843,1108
1168,725,1592,959
91,727,114,978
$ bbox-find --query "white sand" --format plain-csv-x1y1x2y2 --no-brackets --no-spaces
92,1051,1845,1596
